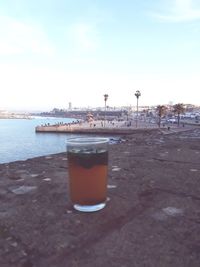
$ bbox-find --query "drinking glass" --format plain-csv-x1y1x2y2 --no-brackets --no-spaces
66,137,109,212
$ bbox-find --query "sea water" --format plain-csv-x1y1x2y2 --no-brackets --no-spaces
0,117,81,163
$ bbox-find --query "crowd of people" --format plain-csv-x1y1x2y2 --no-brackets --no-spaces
40,120,81,127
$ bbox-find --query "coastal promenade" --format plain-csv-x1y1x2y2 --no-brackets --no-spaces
35,119,198,137
35,120,189,135
35,124,158,135
1,127,200,266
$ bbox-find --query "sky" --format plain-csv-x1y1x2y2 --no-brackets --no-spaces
0,0,200,111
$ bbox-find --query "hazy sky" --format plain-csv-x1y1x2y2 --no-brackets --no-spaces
0,0,200,111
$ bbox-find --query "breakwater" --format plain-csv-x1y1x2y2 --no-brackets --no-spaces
35,125,160,135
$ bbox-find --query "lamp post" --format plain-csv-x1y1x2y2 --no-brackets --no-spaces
103,94,109,127
134,90,141,128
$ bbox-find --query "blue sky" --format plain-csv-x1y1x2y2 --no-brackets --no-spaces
0,0,200,111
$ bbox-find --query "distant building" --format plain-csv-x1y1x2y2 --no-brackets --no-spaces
68,102,72,110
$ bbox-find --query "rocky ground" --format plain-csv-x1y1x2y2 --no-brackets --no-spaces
0,128,200,267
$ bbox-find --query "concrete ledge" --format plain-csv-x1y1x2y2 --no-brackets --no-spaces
1,128,200,266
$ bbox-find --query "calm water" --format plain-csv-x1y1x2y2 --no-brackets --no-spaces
0,117,83,164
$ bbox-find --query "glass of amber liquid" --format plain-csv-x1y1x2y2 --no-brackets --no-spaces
66,137,109,212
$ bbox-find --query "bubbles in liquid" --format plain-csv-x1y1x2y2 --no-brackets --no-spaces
68,149,108,169
69,148,106,154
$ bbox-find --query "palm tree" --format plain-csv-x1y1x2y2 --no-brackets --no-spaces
134,90,141,128
103,94,109,127
156,105,167,128
173,103,185,126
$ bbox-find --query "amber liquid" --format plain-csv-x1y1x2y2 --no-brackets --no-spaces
68,150,108,205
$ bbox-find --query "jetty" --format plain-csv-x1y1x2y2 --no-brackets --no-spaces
35,120,162,135
35,120,197,135
35,124,160,135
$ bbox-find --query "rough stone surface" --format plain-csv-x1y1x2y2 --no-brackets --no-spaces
0,128,200,267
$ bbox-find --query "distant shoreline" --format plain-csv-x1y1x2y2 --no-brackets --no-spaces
0,116,32,119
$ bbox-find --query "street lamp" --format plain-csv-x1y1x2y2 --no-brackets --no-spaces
134,90,141,128
103,94,109,127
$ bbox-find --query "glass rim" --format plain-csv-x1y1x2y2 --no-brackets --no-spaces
66,137,109,145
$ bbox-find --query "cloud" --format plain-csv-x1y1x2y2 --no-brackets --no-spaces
0,15,54,56
152,0,200,22
68,22,99,51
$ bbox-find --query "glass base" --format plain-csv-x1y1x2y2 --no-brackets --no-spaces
73,202,106,212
